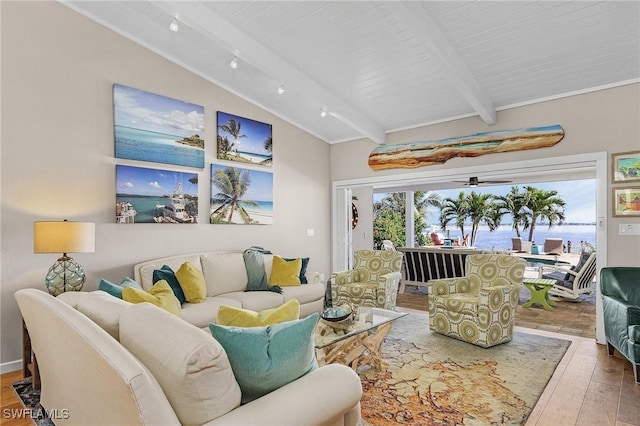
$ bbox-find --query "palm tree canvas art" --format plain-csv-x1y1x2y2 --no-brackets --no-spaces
216,112,273,167
210,165,273,224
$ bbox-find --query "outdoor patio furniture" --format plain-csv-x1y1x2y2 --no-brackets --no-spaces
543,238,564,254
541,251,597,300
381,240,396,251
427,254,526,348
430,233,445,245
522,278,557,311
511,237,532,253
600,267,640,383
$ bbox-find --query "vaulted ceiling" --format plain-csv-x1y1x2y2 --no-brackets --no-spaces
63,1,640,145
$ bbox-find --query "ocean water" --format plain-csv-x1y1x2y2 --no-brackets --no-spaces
116,195,198,223
115,125,204,168
440,224,596,250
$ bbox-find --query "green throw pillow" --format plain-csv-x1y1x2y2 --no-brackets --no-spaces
153,265,186,304
283,257,310,284
209,313,319,403
98,277,142,299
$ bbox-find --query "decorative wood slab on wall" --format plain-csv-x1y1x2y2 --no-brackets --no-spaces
368,125,564,170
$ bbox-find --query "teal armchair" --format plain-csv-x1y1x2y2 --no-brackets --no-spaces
600,267,640,383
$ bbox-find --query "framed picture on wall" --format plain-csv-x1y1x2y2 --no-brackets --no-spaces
612,151,640,183
210,164,273,224
613,186,640,217
116,165,199,224
113,84,205,169
217,111,272,167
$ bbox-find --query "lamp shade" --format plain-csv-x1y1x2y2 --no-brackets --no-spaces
34,221,95,254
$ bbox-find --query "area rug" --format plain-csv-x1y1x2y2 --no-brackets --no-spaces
11,378,53,426
360,313,570,425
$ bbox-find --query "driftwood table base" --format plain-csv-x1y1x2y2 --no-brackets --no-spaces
315,322,392,372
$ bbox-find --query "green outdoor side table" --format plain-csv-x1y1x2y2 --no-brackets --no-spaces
523,278,557,311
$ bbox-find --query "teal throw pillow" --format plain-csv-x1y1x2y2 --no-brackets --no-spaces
209,313,319,404
153,265,186,305
98,277,142,299
283,257,310,284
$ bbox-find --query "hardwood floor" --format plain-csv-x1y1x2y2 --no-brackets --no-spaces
2,301,638,426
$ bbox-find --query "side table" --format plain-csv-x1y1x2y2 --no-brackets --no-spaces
522,278,557,311
23,319,41,390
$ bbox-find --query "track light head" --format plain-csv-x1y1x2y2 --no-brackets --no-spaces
277,84,285,95
320,107,327,118
169,17,179,32
230,55,238,69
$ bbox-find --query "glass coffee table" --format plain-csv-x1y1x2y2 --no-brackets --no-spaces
314,307,407,372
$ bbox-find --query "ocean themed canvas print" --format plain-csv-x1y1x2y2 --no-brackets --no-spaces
116,165,198,224
210,164,273,225
217,111,272,167
113,84,205,168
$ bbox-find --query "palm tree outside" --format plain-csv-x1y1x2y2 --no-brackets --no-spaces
494,186,531,238
439,191,499,246
523,186,566,243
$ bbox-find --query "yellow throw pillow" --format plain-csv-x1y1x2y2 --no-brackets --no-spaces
175,262,207,303
269,256,302,287
122,280,181,317
217,299,300,327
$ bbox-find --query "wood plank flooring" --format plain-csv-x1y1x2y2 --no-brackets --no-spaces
1,300,638,426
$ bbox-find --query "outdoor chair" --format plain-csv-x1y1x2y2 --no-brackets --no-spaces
541,251,597,300
331,250,403,310
427,254,526,348
600,267,640,383
543,238,564,254
381,240,397,251
511,237,532,253
430,233,444,246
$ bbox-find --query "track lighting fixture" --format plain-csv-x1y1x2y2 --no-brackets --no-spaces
320,107,328,118
277,84,285,95
229,55,238,69
169,16,179,32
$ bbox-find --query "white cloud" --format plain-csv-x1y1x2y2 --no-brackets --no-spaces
124,181,134,188
148,181,162,189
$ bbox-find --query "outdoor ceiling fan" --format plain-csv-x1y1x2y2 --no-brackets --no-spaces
453,176,513,187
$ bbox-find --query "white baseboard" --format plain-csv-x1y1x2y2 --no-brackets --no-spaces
1,359,22,374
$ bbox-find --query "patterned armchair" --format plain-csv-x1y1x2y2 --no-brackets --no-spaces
331,250,403,310
427,254,526,348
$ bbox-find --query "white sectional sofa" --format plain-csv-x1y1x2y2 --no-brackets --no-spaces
133,251,327,328
16,288,363,425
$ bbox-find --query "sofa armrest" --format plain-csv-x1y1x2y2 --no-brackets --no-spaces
333,270,358,286
305,271,321,285
478,284,519,306
427,277,469,296
208,364,362,426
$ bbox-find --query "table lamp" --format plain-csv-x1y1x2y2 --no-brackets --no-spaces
34,220,95,296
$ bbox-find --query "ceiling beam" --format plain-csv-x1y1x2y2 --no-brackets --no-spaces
393,2,497,125
156,1,387,144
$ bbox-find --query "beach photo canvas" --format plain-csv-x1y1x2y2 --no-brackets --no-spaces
116,165,199,224
210,164,273,225
114,84,205,168
217,111,272,167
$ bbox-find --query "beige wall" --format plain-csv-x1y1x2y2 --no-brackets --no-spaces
0,1,331,367
331,84,640,266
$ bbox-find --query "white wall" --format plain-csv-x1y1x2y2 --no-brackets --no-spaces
0,1,331,367
331,84,640,267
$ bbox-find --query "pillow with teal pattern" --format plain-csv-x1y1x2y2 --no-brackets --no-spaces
98,277,142,299
153,265,186,304
209,313,319,403
283,257,310,284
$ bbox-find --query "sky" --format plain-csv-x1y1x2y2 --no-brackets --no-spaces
116,165,198,196
113,84,205,137
375,178,596,224
217,111,272,156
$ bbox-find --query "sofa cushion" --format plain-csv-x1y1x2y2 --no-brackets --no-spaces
209,313,319,403
269,256,302,287
119,303,241,425
153,265,186,304
77,291,132,340
136,254,202,290
222,291,286,312
175,262,207,303
217,299,300,327
200,252,248,296
181,296,242,328
281,283,326,305
122,281,182,317
98,277,142,299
